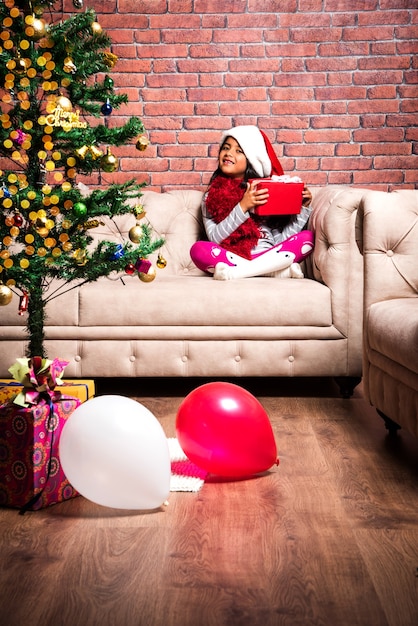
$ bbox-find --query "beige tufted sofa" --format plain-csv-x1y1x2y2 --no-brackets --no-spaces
0,186,367,397
357,190,418,437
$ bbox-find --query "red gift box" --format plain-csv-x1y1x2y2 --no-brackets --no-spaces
0,395,81,512
250,179,304,215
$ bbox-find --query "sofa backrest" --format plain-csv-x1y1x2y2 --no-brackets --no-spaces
89,189,205,276
357,189,418,309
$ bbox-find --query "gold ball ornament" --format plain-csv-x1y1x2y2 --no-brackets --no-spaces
136,136,149,151
129,224,143,244
26,17,47,41
0,284,13,306
100,148,118,173
14,56,28,75
138,265,156,283
91,21,103,35
156,254,167,269
56,95,73,111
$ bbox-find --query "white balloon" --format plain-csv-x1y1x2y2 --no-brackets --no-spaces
59,395,170,510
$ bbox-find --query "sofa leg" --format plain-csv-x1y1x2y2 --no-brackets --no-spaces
334,376,362,399
377,409,401,435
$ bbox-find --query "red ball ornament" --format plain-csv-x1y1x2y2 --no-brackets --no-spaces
176,382,279,477
13,213,24,227
125,263,135,275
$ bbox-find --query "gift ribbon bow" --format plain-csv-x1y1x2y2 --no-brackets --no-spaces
8,356,69,407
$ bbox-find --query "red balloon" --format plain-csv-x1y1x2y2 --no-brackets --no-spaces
176,382,279,477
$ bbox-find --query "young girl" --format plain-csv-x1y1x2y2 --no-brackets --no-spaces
190,125,314,280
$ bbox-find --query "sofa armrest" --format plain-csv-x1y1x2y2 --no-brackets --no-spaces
356,190,418,311
306,187,367,372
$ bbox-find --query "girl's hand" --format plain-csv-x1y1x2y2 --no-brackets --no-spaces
240,180,269,213
302,185,312,207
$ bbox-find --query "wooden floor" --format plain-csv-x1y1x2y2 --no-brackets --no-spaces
1,378,418,626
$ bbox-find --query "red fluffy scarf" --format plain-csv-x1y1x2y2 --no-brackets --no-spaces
205,175,262,259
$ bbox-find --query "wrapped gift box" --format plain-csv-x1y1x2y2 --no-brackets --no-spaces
0,395,81,511
0,379,95,406
250,179,304,215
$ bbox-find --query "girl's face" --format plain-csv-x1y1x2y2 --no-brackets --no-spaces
218,137,248,179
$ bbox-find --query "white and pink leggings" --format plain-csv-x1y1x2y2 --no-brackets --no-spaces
190,230,314,280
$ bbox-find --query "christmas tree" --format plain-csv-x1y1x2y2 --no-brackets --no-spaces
0,0,163,359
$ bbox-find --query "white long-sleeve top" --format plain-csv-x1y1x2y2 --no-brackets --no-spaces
202,193,312,256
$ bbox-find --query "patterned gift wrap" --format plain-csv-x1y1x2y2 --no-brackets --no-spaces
0,396,81,511
0,379,95,406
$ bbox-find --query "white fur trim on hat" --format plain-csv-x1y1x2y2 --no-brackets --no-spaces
220,125,271,177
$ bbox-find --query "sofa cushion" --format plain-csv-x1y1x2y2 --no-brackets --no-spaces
78,274,332,328
366,297,418,375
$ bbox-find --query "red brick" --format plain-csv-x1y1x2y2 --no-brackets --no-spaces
358,10,410,24
310,115,360,129
292,28,343,43
266,43,317,57
119,0,167,13
190,44,240,58
195,103,222,115
367,86,397,99
229,59,279,72
220,101,271,115
187,88,239,102
159,144,208,158
353,170,404,184
144,103,195,117
228,14,278,28
342,25,394,41
146,74,199,88
305,130,352,143
168,0,193,11
362,143,411,156
375,155,418,169
149,15,202,29
322,156,374,171
225,74,273,87
314,86,367,100
325,0,378,9
358,56,410,70
248,0,297,10
328,171,353,184
285,144,335,156
387,113,418,127
200,74,224,87
318,42,369,56
353,128,404,142
178,59,229,73
239,88,269,101
336,144,361,156
162,30,212,44
354,70,404,85
195,0,247,12
348,100,399,114
271,101,322,115
401,100,418,112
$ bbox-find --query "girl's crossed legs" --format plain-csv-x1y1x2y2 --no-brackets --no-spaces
190,230,314,280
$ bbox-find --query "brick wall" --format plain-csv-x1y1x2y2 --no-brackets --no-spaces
65,0,418,192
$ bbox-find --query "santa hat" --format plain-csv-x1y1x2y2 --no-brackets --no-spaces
220,125,284,178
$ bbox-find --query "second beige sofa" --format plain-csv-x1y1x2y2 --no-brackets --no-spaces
358,190,418,437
